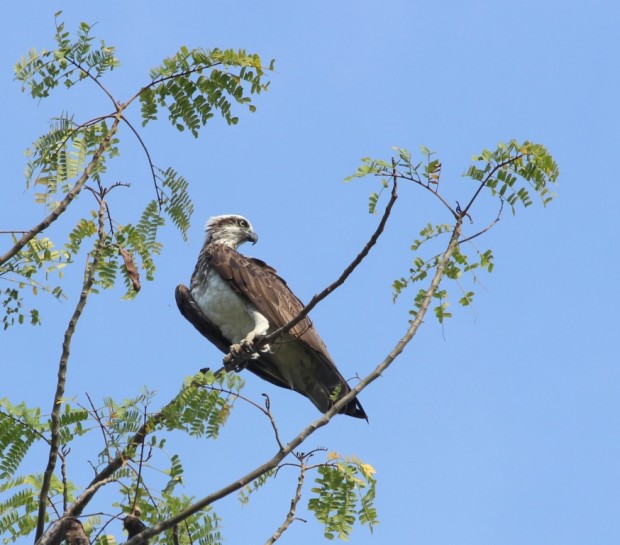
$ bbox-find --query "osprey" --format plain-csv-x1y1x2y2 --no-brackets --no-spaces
175,214,367,420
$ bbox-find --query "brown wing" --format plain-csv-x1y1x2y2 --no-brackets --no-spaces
185,244,367,420
204,244,326,347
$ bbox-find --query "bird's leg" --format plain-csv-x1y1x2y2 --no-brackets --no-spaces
223,309,271,372
240,309,271,354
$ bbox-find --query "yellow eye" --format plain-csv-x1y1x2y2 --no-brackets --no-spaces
238,219,248,227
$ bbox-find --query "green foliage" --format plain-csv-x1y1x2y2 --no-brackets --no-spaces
161,371,244,439
238,470,276,506
57,405,89,445
465,140,559,212
130,495,222,545
347,141,558,324
140,46,274,136
0,473,75,544
14,15,120,98
95,534,116,545
308,453,378,541
25,117,119,211
0,400,87,544
0,235,67,329
158,167,194,241
0,401,43,480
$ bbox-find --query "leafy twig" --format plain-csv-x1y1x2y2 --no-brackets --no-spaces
0,110,125,267
461,154,524,215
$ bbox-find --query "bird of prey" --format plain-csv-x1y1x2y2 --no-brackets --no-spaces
175,214,367,420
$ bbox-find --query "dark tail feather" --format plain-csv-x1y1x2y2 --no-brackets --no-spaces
341,397,368,422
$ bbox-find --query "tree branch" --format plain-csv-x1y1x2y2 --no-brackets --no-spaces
34,197,108,542
0,109,125,267
264,455,307,544
119,116,162,205
461,154,524,216
261,179,398,346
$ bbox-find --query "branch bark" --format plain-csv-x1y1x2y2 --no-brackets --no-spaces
262,179,398,346
265,459,306,544
34,198,108,542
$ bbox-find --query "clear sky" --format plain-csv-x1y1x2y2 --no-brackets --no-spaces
2,1,619,544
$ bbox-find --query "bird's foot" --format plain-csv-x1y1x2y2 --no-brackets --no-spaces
244,332,271,354
223,344,247,372
223,334,270,372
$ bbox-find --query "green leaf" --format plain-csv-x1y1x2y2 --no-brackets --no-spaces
308,453,378,540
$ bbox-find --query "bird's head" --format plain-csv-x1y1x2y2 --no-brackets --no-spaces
204,214,258,249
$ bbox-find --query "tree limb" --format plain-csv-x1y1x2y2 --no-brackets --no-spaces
34,198,108,541
261,178,398,346
264,456,306,545
0,109,125,267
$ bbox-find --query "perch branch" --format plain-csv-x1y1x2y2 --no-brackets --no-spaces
119,217,463,545
261,178,398,347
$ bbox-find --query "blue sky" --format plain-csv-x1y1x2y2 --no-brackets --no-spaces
2,1,619,544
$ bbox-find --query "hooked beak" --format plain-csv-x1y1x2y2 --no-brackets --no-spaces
245,231,259,245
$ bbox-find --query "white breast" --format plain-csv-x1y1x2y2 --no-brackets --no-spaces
191,270,255,343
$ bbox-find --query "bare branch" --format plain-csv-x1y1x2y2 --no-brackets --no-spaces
261,178,398,347
264,454,307,545
60,447,70,512
459,196,504,244
34,197,108,541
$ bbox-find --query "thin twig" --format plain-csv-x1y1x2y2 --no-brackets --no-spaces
83,393,114,464
64,57,118,108
261,179,398,347
131,405,150,514
34,197,108,542
461,155,524,215
119,116,163,205
385,172,457,217
458,197,505,244
197,382,284,450
265,454,307,545
261,394,284,451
